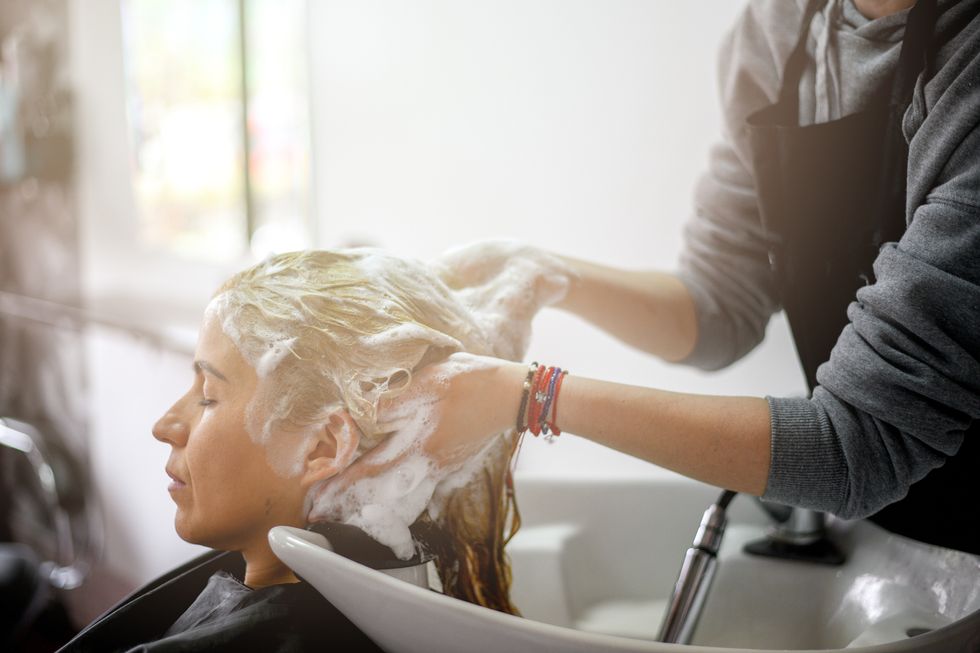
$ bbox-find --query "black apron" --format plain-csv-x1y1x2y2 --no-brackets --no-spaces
746,0,979,554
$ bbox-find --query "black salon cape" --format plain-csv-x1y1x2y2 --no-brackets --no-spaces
56,549,383,652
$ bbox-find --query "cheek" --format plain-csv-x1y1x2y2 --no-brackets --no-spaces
263,429,317,478
186,411,261,507
189,414,294,508
178,433,282,544
180,395,309,539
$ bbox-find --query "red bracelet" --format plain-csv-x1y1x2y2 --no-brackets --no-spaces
533,366,557,436
521,363,569,438
526,364,547,435
528,366,550,436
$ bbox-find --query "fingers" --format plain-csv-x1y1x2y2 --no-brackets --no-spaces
434,239,526,288
317,438,401,495
375,385,440,425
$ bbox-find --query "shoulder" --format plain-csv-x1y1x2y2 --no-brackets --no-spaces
718,0,807,93
57,552,238,652
715,1,807,159
907,0,980,210
728,0,808,70
129,580,383,652
913,0,980,128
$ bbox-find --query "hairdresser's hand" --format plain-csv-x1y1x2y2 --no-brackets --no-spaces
308,353,529,552
327,353,526,490
433,240,576,360
375,352,526,467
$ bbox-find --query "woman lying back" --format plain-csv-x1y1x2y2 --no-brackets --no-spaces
59,247,572,652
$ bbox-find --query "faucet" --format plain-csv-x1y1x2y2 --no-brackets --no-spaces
657,495,847,645
656,490,734,645
743,503,845,565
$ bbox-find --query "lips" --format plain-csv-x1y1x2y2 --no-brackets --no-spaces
166,467,188,491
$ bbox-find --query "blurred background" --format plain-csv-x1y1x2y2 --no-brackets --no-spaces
0,0,807,647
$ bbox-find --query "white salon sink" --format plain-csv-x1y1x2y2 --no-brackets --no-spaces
270,475,980,653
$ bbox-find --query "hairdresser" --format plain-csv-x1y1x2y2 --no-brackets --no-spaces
337,0,979,555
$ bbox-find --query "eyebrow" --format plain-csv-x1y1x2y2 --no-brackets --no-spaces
193,360,229,382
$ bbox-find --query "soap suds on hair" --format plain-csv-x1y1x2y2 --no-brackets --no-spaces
307,354,504,558
255,337,297,379
433,240,574,361
312,450,437,559
210,245,574,559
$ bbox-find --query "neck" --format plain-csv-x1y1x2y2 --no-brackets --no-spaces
852,0,917,20
241,541,300,589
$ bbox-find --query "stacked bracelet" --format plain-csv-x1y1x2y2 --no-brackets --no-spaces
515,362,539,434
516,362,569,440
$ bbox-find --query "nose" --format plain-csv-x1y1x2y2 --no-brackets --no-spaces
153,405,189,446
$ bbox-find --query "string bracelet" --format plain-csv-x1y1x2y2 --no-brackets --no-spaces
528,364,548,434
529,365,553,436
515,362,539,435
547,370,568,438
515,364,569,439
538,367,562,436
531,366,555,436
527,365,549,437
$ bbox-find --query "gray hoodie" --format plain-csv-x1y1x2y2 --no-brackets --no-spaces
677,0,980,518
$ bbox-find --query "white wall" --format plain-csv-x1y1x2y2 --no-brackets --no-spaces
308,0,808,476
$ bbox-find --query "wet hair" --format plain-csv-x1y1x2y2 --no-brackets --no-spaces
211,249,522,614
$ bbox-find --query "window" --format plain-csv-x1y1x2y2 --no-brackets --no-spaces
120,0,311,263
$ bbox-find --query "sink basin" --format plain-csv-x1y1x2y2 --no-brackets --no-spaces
510,476,980,651
269,475,980,652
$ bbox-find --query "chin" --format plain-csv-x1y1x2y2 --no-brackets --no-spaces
173,511,203,545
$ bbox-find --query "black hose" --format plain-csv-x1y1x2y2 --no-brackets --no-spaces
716,489,737,511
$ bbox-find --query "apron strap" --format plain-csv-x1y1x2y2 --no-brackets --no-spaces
889,0,939,107
776,0,830,119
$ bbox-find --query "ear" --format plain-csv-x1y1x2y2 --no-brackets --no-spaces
300,409,362,488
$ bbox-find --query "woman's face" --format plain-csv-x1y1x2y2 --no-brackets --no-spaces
152,314,308,552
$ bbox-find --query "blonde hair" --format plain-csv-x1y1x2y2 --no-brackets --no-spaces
212,249,522,614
